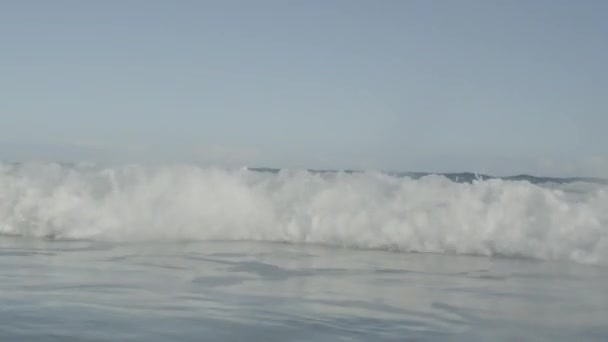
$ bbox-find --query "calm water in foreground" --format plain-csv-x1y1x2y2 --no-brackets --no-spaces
0,238,607,341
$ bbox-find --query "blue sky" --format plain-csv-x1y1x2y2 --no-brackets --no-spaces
1,1,606,176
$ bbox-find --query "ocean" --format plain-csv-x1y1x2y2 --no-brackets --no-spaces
1,162,607,341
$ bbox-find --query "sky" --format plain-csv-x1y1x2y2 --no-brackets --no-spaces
0,0,607,176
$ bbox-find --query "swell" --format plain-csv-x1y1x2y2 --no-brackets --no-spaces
248,168,608,185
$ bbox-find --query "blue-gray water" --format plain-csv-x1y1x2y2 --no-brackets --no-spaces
1,163,607,340
1,238,607,341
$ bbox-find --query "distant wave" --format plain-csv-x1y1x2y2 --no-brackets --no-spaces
1,162,607,265
248,167,608,185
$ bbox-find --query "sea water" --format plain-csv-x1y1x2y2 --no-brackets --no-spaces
0,162,607,341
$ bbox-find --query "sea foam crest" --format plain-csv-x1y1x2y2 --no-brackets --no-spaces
1,162,607,265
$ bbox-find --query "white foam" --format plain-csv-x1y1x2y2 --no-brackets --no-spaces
1,162,607,264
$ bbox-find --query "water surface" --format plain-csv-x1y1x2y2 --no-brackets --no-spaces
1,238,606,341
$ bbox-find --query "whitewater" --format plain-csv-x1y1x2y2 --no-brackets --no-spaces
1,162,607,265
2,162,608,341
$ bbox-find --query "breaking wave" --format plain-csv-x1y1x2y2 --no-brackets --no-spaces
1,162,607,265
